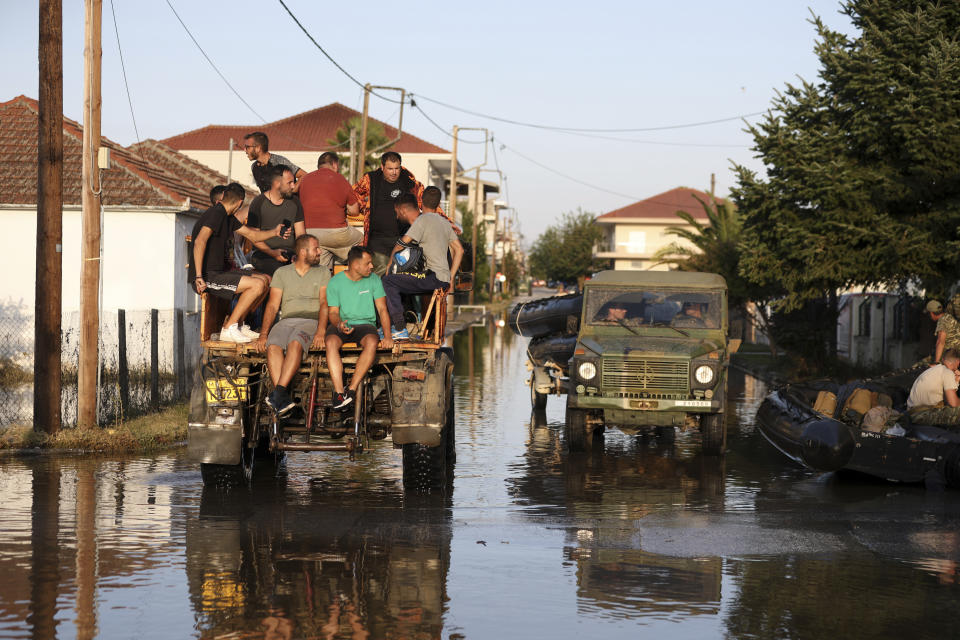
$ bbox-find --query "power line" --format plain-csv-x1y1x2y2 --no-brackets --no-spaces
109,0,142,149
275,0,403,105
413,93,764,133
499,142,642,201
411,101,485,143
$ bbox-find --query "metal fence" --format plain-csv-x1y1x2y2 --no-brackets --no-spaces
0,306,200,429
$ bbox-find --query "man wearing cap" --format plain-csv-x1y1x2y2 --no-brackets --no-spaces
927,300,960,366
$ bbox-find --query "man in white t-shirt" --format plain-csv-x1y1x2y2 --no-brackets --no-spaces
907,349,960,425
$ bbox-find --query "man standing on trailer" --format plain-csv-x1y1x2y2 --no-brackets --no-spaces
244,131,306,192
324,246,394,409
255,234,329,415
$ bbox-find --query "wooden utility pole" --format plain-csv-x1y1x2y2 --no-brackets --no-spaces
472,167,481,303
78,0,102,429
226,137,234,183
348,128,358,184
358,84,371,179
35,0,64,435
449,125,458,219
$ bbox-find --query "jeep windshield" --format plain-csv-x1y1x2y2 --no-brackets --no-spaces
586,288,722,330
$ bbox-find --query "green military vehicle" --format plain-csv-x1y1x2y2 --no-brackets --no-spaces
528,271,737,454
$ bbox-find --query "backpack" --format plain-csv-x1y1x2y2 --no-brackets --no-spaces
391,239,426,275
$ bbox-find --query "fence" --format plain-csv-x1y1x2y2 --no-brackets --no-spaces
0,303,201,429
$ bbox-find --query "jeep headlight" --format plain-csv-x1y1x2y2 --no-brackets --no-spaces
694,365,714,384
578,362,597,381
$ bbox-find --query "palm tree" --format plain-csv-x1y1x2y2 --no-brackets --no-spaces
328,116,392,176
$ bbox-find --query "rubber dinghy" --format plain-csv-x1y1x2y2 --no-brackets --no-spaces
508,293,583,339
755,367,960,489
526,334,577,368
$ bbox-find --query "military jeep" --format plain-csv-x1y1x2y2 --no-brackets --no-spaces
556,271,736,454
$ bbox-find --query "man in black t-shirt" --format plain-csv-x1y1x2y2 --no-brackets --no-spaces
247,165,304,276
243,131,305,192
190,188,290,343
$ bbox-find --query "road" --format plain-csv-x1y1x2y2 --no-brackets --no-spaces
2,309,960,639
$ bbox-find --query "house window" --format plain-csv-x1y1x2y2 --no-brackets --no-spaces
858,299,871,337
617,230,646,255
892,297,920,341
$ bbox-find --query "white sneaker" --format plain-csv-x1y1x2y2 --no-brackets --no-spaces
220,323,252,343
239,324,260,339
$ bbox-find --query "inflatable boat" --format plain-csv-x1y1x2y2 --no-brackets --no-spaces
755,368,960,489
508,293,583,339
526,334,577,369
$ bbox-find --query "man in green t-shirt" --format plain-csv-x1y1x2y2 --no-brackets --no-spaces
325,246,394,409
255,234,330,415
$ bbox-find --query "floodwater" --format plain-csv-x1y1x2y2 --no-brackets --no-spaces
3,312,960,639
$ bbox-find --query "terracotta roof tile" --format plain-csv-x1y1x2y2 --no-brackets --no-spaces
0,95,232,209
596,187,726,221
160,102,448,155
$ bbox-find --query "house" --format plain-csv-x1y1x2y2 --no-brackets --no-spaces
593,187,722,271
160,102,453,195
0,95,238,425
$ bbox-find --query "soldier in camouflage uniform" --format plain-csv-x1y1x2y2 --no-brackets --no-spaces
907,348,960,426
926,300,960,365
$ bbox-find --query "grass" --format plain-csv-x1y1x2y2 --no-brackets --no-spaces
0,403,188,453
0,357,32,387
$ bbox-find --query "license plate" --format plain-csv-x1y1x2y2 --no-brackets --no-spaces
205,377,247,403
675,400,712,408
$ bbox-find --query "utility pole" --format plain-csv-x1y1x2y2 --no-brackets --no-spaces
36,0,63,435
710,172,715,197
358,84,371,178
473,167,481,302
488,204,499,299
78,0,102,429
348,128,358,184
226,137,233,183
449,125,458,218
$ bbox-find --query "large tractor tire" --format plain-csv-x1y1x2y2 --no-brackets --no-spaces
402,360,455,492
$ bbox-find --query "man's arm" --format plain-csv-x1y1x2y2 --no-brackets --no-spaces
192,226,213,293
237,223,288,243
935,330,947,364
374,296,395,349
311,287,329,349
294,221,306,238
447,238,464,287
386,234,413,271
255,287,284,351
346,201,360,217
947,387,960,407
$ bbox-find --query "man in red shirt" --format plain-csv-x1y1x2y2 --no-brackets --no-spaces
299,152,362,270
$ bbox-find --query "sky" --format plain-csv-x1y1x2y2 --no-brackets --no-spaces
3,0,853,243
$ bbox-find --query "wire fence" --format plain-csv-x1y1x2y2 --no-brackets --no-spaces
0,306,201,429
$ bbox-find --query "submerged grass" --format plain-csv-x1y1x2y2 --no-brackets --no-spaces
0,403,187,453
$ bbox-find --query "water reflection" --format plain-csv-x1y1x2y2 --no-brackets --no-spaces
186,478,452,639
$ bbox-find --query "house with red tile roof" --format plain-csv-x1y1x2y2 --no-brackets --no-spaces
161,102,456,197
0,95,238,386
594,187,724,270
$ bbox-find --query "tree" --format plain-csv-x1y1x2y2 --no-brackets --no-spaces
733,1,960,313
329,116,391,176
528,210,606,288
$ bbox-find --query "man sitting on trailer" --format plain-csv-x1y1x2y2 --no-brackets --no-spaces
382,195,464,340
255,234,330,415
190,187,288,343
324,246,395,409
907,349,960,426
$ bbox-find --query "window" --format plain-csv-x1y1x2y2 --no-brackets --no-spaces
857,299,872,337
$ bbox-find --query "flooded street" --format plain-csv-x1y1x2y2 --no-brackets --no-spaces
3,317,960,639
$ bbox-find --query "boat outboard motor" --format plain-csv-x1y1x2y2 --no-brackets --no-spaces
799,418,856,472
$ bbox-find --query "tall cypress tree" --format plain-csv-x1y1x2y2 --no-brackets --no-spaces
734,1,960,311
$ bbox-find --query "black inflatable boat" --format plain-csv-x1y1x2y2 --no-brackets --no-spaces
526,334,577,368
508,293,583,338
755,368,960,489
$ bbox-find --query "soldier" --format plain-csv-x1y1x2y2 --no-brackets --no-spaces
907,348,960,426
926,300,960,365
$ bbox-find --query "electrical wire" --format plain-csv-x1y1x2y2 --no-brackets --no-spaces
498,141,642,201
275,0,403,105
110,0,142,149
411,101,485,143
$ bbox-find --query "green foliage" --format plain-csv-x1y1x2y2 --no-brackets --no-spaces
458,202,491,301
528,209,606,285
329,116,392,176
502,250,521,294
733,0,960,311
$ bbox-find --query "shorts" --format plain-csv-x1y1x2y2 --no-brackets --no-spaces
325,323,379,344
250,252,286,277
306,226,363,269
265,318,318,353
201,271,243,301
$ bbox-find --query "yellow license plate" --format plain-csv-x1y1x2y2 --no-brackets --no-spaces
205,377,248,403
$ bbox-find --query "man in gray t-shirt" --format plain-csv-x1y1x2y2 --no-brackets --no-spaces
247,166,305,276
243,130,306,192
380,196,464,339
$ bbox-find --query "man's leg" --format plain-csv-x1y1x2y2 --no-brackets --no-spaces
371,252,391,277
381,273,445,331
265,344,284,385
324,333,345,394
278,341,304,388
225,274,267,328
349,334,379,392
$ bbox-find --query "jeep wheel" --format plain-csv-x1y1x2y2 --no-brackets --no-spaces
402,363,454,492
565,395,592,452
701,413,726,455
530,374,547,411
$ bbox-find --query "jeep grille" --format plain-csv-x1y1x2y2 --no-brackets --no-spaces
601,358,689,394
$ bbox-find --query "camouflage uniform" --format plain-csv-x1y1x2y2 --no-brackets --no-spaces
936,313,960,353
908,404,960,427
